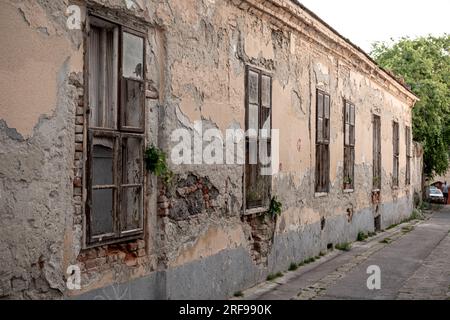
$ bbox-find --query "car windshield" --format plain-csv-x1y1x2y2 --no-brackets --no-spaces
430,189,442,195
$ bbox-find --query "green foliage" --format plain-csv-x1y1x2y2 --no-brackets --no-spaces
144,145,174,183
266,272,283,281
268,196,283,218
335,243,352,252
288,263,299,271
357,232,368,242
233,291,244,298
411,208,425,220
303,257,316,264
371,35,450,177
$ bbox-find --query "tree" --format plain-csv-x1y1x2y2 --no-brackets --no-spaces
371,35,450,177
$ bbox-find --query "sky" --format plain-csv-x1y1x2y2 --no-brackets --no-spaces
297,0,450,53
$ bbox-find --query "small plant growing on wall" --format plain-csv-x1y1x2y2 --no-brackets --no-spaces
144,145,174,184
343,176,353,189
268,196,282,219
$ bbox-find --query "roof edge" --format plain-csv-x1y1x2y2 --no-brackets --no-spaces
290,0,419,101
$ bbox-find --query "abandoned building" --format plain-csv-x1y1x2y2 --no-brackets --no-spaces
0,0,422,299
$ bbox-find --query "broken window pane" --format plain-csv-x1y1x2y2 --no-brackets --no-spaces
122,79,144,129
121,186,142,233
123,32,144,80
91,189,114,236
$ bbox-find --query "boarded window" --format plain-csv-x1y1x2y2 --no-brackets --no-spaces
373,115,381,190
343,101,355,190
406,126,411,185
245,67,272,210
316,90,330,193
87,15,145,246
393,121,400,187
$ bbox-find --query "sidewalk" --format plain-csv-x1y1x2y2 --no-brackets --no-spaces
234,207,450,300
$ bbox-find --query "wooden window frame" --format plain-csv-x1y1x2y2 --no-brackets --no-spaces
315,89,331,194
343,100,355,191
243,66,272,214
373,115,382,190
85,13,146,247
393,121,400,187
406,126,411,186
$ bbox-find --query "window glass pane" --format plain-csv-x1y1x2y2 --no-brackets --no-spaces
317,93,324,118
248,103,259,138
324,95,330,119
122,136,142,185
350,125,355,146
121,187,142,232
261,106,271,139
93,138,114,185
248,70,259,104
89,26,101,128
122,79,144,129
246,164,263,209
323,118,329,141
345,124,350,146
89,26,118,129
317,118,323,142
261,75,271,107
345,103,350,124
350,104,355,125
91,189,114,236
123,32,144,80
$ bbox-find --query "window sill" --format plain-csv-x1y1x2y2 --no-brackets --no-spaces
315,192,328,198
243,207,269,216
343,189,354,194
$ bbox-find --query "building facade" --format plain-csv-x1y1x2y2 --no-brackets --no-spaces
0,0,421,299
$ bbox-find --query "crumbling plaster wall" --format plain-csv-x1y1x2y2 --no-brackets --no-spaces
0,0,83,298
162,0,416,256
158,0,418,291
0,0,419,300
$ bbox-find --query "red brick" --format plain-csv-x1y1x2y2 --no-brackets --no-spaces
127,242,138,252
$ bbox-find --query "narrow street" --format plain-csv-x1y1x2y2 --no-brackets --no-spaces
241,207,450,300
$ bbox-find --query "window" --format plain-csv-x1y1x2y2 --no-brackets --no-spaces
245,67,272,211
343,100,355,190
315,90,330,193
373,115,381,190
393,121,400,187
86,15,146,246
406,126,411,185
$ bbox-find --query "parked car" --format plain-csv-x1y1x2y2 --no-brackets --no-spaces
427,187,445,203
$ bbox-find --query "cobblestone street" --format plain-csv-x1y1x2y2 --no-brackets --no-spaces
239,207,450,300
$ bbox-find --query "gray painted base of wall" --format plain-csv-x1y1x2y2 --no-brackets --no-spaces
72,196,412,300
